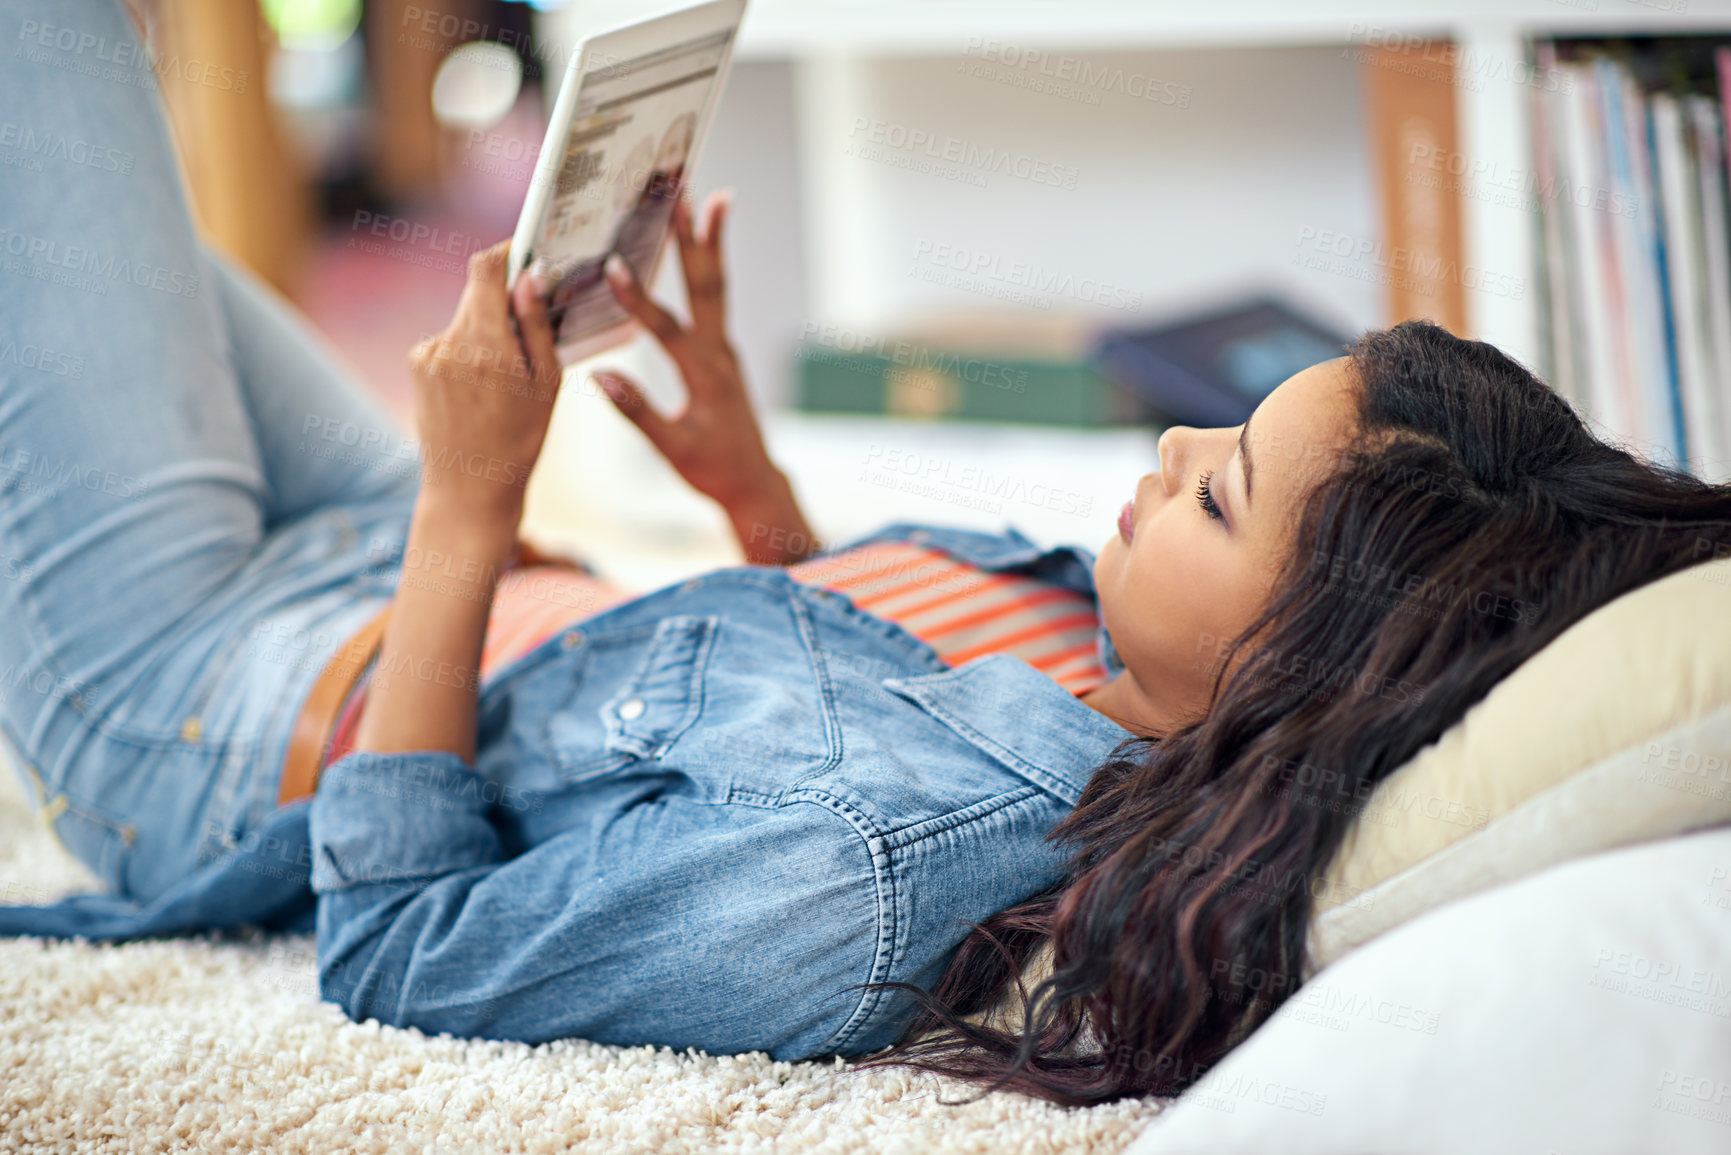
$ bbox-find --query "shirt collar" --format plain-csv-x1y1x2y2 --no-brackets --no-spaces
882,654,1138,806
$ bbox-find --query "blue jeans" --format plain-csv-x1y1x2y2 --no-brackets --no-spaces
1,0,418,904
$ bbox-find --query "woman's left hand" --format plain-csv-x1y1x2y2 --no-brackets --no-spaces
590,191,783,512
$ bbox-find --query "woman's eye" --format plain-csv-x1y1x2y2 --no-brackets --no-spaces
1196,470,1224,522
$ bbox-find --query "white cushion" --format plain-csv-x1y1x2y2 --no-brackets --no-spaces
1129,826,1731,1155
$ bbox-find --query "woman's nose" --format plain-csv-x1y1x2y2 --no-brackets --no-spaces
1156,426,1195,498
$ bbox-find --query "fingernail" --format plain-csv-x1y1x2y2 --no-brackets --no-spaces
592,374,624,401
604,254,629,284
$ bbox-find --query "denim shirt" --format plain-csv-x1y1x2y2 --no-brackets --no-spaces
0,523,1135,1060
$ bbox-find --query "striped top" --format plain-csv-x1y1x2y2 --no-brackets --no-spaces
786,540,1109,695
321,540,1109,769
475,563,636,675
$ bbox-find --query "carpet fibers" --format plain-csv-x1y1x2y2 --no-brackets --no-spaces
0,768,1166,1153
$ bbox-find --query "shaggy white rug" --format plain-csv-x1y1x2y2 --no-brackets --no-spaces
0,766,1167,1153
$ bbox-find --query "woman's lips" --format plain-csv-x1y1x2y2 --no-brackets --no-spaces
1118,498,1135,543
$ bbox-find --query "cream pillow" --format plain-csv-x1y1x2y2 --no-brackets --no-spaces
1309,553,1731,974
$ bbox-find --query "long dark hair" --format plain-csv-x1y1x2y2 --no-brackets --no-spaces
853,319,1731,1105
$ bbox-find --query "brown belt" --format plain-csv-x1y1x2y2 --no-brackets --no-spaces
275,539,582,806
276,604,391,806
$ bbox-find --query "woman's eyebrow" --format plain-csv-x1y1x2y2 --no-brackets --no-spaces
1238,419,1256,507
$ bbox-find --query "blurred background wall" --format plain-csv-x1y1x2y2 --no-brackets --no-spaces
130,0,1731,585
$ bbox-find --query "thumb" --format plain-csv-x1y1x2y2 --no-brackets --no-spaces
592,370,674,446
510,268,563,398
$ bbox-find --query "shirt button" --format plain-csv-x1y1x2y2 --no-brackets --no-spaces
617,697,645,720
562,630,585,649
180,716,202,743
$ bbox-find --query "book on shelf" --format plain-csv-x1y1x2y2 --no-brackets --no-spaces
1362,38,1467,336
1088,298,1351,429
791,313,1151,427
1533,36,1731,481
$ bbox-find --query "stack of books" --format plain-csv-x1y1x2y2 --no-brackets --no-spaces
791,313,1152,428
1533,38,1731,481
790,299,1350,432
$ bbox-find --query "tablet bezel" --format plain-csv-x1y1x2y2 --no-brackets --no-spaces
507,0,747,369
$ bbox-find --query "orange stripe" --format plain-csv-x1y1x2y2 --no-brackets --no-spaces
851,569,975,608
813,547,948,592
1045,659,1105,687
1028,640,1101,671
815,568,882,591
1049,659,1108,693
859,569,993,615
940,611,1101,665
823,557,962,602
1058,671,1108,696
919,587,1082,640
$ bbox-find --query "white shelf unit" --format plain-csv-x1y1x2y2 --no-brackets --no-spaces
557,1,1723,56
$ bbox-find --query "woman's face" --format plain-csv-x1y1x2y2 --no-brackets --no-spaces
1087,358,1360,735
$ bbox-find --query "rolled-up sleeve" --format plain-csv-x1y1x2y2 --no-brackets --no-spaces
307,750,889,1059
310,751,504,893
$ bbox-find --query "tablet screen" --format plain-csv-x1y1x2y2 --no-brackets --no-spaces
525,29,734,347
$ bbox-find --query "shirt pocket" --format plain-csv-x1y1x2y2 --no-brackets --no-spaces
545,614,720,782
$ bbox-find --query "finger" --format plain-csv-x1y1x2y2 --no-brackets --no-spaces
591,370,675,447
698,188,731,251
680,189,730,339
510,270,563,397
604,254,690,356
453,240,513,331
672,193,697,250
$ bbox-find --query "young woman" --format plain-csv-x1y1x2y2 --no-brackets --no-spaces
6,0,1731,1108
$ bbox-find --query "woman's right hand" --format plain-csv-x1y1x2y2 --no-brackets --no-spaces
595,191,818,563
408,241,562,524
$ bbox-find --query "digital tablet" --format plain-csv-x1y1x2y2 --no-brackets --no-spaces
507,0,746,365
